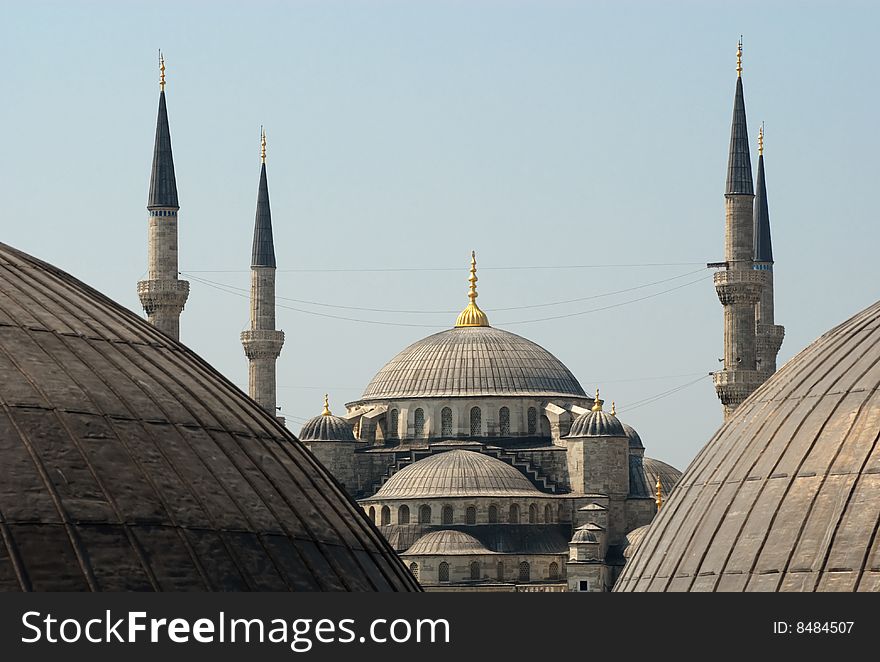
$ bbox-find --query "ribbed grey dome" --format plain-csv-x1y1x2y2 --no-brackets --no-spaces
616,298,880,592
402,530,494,556
360,326,586,400
0,242,419,592
571,529,599,544
568,409,626,437
622,423,644,449
642,458,682,499
622,525,650,560
370,449,540,499
299,414,356,442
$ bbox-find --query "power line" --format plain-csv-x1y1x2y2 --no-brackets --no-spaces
180,268,706,315
617,374,711,413
183,261,705,274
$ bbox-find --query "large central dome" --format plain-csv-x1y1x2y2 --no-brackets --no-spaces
360,326,586,401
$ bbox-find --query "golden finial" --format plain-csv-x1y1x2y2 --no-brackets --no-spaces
159,50,166,91
454,251,490,328
322,394,331,416
758,122,764,156
655,475,663,510
736,37,743,77
591,388,602,412
260,126,267,164
610,401,616,416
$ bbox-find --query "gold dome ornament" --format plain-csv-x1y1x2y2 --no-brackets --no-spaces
322,393,332,416
454,251,490,328
592,387,603,412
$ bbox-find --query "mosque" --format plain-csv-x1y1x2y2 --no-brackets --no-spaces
2,42,876,594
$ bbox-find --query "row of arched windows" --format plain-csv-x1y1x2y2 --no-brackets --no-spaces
385,406,541,438
368,502,560,525
408,560,560,583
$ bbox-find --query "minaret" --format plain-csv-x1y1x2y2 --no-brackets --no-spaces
753,125,785,378
712,40,765,420
137,52,189,341
240,128,285,419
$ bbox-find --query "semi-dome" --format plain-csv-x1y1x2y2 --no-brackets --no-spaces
622,525,650,560
0,242,418,592
402,530,495,556
299,395,357,442
622,423,644,449
359,326,586,401
369,449,541,499
616,298,880,592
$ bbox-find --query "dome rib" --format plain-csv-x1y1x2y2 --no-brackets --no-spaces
0,242,419,592
615,298,880,592
369,450,541,499
360,326,586,401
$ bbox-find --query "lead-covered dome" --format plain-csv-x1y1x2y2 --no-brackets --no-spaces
0,242,418,592
616,298,880,592
402,530,495,556
369,449,540,499
359,326,586,401
299,396,356,442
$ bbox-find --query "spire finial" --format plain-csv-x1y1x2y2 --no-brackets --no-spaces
758,122,764,156
159,50,166,91
655,475,663,510
592,388,602,412
736,37,743,77
610,401,616,416
322,394,331,416
454,251,490,327
260,126,267,164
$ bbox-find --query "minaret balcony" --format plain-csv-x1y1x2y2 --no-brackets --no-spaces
241,329,285,359
713,269,766,305
757,324,785,355
713,369,763,408
137,279,190,315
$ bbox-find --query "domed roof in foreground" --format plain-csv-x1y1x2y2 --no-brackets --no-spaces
359,326,586,401
0,242,418,592
299,397,357,442
369,449,540,499
616,298,880,592
402,530,495,556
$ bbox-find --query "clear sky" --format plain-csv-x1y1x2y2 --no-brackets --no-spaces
3,0,877,469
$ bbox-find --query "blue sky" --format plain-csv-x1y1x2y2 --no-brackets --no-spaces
2,0,877,469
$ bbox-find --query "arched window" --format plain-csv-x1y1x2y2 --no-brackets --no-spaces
519,561,530,582
414,408,425,438
368,506,376,523
409,562,419,581
388,409,399,438
470,407,481,436
442,505,454,525
466,506,477,525
557,503,565,522
508,504,520,524
499,407,510,436
544,504,552,523
439,562,450,582
470,561,480,580
441,407,453,436
528,504,538,524
527,407,537,435
488,505,499,524
496,561,505,581
398,505,410,525
549,562,559,580
381,506,391,526
419,505,432,524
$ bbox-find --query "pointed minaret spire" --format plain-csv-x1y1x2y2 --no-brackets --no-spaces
712,39,763,420
241,128,285,420
726,38,753,196
138,52,189,340
753,124,785,379
454,251,490,327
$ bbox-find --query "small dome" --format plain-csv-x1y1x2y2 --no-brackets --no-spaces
402,530,494,556
571,529,599,544
371,449,540,499
643,458,682,499
622,525,651,560
568,410,625,437
0,242,418,592
616,298,880,592
299,412,356,442
622,423,644,449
